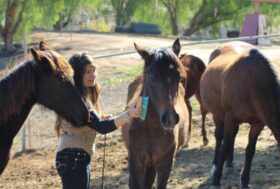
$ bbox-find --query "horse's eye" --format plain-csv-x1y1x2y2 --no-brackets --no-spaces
167,77,171,84
150,74,155,82
61,74,66,82
180,76,184,82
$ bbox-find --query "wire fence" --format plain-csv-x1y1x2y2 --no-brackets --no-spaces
93,33,280,59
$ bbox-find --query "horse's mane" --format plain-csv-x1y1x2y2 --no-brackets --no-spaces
248,49,280,116
151,48,186,78
0,61,36,123
126,75,143,108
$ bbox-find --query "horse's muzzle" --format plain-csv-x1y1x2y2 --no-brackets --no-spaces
160,111,179,128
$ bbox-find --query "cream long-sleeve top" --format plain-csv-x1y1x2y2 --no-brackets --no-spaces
56,100,131,156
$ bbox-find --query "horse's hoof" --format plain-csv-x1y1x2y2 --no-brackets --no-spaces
240,184,252,189
224,165,234,174
209,165,216,178
208,185,221,189
203,139,209,146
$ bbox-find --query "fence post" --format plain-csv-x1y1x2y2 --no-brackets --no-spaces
21,32,28,152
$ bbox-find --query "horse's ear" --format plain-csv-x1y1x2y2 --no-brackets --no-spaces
31,48,42,62
172,38,181,56
134,43,151,66
31,48,56,70
39,41,51,51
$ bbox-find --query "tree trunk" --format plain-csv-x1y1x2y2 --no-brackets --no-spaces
183,0,207,36
170,14,178,35
53,11,73,31
163,0,178,35
4,0,18,51
4,32,14,51
1,0,27,52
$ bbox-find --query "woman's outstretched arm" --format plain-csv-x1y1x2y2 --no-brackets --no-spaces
87,100,141,134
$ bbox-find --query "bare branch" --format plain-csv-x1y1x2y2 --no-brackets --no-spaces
13,0,28,34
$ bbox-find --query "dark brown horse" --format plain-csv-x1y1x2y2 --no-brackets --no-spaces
121,39,189,189
179,53,208,145
0,41,88,175
200,41,280,188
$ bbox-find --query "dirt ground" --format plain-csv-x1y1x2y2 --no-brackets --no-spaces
1,32,280,189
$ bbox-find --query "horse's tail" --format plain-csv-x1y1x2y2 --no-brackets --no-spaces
208,49,221,64
248,49,280,116
188,55,206,73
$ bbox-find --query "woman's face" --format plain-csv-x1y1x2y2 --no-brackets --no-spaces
82,64,97,88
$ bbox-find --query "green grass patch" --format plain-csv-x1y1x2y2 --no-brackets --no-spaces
13,137,22,147
190,97,201,116
100,65,143,87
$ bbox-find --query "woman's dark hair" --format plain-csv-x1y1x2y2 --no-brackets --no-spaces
55,53,101,137
69,52,100,112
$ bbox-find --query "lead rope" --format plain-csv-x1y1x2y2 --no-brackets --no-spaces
101,134,106,189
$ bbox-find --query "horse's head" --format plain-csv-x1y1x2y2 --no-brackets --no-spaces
135,39,186,128
30,41,88,126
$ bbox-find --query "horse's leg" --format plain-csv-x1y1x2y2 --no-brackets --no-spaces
157,146,176,189
128,151,148,189
145,165,157,189
195,92,208,145
210,116,224,177
240,123,263,189
0,133,13,175
185,99,192,146
225,124,239,174
212,112,238,187
268,121,280,152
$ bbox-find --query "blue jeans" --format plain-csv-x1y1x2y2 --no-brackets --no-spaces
56,148,91,189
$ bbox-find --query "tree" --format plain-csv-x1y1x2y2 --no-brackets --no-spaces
183,0,249,36
110,0,142,27
53,0,89,31
0,0,88,52
162,0,180,35
0,0,28,51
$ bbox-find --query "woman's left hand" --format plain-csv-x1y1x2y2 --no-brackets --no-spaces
127,98,142,118
101,114,113,119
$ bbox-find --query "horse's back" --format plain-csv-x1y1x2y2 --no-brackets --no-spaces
209,41,253,63
202,42,277,123
180,54,206,99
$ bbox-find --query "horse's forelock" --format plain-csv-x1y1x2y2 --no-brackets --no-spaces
46,51,74,81
153,48,186,79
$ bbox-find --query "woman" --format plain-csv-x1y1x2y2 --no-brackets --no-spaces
55,53,141,189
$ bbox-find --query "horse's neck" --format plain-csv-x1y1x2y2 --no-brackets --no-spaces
0,98,35,138
0,61,36,123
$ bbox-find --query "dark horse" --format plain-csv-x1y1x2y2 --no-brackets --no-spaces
179,53,208,145
200,41,280,188
121,39,189,189
0,41,89,175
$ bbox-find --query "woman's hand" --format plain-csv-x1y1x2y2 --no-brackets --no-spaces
127,97,142,118
101,114,113,120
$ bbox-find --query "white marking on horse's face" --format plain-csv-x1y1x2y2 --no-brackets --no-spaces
167,77,171,84
169,64,174,69
169,94,172,102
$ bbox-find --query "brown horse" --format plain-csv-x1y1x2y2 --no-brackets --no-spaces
200,41,280,188
121,39,189,189
179,53,208,145
0,41,88,175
